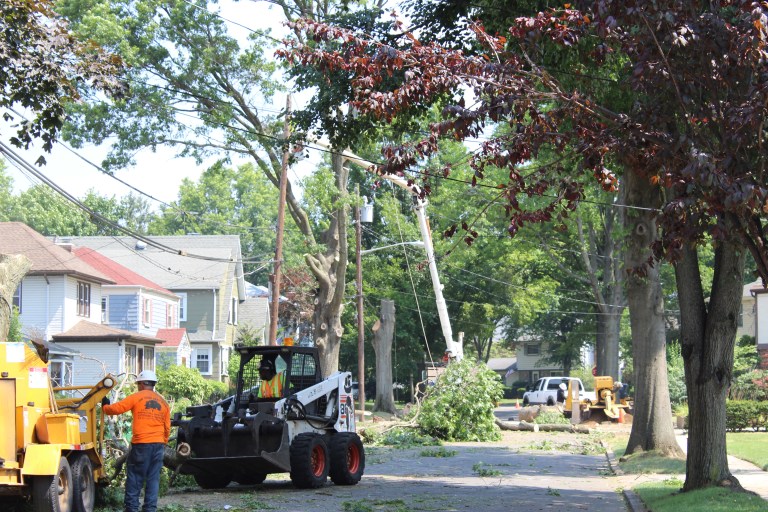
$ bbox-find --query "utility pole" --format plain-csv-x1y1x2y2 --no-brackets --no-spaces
269,95,291,345
355,184,365,420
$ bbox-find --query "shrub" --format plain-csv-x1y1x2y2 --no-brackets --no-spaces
729,369,768,401
417,358,503,442
533,410,570,425
156,365,211,404
726,400,768,431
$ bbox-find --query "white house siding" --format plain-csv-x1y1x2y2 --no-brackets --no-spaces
63,276,103,331
54,342,121,387
18,275,67,341
756,294,768,348
516,341,563,383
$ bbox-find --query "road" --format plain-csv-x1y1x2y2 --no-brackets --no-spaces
157,412,640,512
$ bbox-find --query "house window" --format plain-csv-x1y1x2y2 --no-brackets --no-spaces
142,298,152,326
531,371,540,382
124,344,137,375
137,347,145,373
738,304,744,327
77,282,91,317
49,359,73,388
101,296,109,324
12,283,22,313
524,343,540,356
193,346,212,375
177,293,187,321
228,297,238,325
144,347,155,371
166,304,176,328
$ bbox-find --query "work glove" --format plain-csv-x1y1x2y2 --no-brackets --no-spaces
101,396,110,407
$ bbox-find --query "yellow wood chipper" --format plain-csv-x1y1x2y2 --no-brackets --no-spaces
564,375,632,421
0,341,115,512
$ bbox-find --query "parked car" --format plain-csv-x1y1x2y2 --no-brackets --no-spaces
523,376,591,406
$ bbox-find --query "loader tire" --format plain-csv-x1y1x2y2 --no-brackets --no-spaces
32,456,73,512
193,472,231,489
289,433,329,489
71,454,95,512
329,433,365,485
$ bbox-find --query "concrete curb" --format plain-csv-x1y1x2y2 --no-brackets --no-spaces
601,440,648,512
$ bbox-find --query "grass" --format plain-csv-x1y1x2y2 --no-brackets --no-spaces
611,435,686,475
727,432,768,471
634,478,768,512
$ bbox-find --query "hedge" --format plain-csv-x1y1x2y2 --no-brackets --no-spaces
726,400,768,432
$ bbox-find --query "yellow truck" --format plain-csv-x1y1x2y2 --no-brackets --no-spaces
0,341,115,512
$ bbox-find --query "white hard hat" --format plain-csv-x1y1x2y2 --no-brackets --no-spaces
137,370,158,383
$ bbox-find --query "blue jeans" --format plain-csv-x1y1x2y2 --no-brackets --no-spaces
124,443,165,512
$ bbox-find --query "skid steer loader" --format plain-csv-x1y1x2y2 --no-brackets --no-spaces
172,344,365,489
0,341,115,512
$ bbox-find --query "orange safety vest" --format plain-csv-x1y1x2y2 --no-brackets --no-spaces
259,372,285,398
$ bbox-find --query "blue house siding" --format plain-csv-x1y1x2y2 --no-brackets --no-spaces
107,295,139,332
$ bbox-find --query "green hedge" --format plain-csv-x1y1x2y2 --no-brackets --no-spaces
726,400,768,432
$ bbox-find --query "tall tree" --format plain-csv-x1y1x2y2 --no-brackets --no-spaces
58,0,384,375
281,2,768,490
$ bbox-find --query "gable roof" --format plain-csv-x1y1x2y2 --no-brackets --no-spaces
52,320,162,344
61,236,245,299
155,328,188,347
0,222,113,284
73,247,176,298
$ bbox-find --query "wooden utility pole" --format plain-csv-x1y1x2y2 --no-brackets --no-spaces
355,184,366,420
269,95,291,345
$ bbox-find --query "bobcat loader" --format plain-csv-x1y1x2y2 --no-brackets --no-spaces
172,345,364,489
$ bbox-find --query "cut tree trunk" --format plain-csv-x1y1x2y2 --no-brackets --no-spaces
307,151,349,377
622,170,682,457
372,299,397,414
0,254,32,339
676,240,744,491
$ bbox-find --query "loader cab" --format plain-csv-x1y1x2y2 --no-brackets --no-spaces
233,345,322,411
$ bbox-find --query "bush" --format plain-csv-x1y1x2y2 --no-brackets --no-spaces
156,365,211,404
534,410,570,425
729,369,768,401
726,400,768,431
417,358,503,442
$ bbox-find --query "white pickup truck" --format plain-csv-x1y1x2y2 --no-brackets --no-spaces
522,376,595,406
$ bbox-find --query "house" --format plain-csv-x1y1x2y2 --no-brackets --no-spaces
514,339,564,383
51,321,162,387
72,247,182,336
742,279,768,369
155,328,192,369
65,235,247,381
486,357,518,386
1,222,113,342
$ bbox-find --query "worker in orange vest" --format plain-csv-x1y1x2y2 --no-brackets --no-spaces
257,358,285,398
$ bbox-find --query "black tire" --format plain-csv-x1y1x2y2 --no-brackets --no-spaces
70,454,95,512
329,433,365,486
193,472,231,489
522,397,529,406
32,456,73,512
546,397,555,406
289,433,329,489
234,472,267,485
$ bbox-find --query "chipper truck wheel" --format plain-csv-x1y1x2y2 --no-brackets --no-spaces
289,433,329,489
193,472,231,489
71,454,95,512
329,433,365,485
32,456,73,512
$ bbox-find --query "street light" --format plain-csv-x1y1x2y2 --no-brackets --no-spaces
360,241,425,255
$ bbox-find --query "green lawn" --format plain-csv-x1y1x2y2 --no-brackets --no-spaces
727,432,768,471
634,478,768,512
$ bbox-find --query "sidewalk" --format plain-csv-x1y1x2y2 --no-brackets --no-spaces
675,432,768,500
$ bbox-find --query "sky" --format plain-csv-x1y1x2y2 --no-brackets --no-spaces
1,1,310,209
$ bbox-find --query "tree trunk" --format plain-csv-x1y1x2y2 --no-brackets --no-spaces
306,151,349,377
676,240,744,490
0,254,32,339
595,309,622,379
623,171,683,457
372,299,397,414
